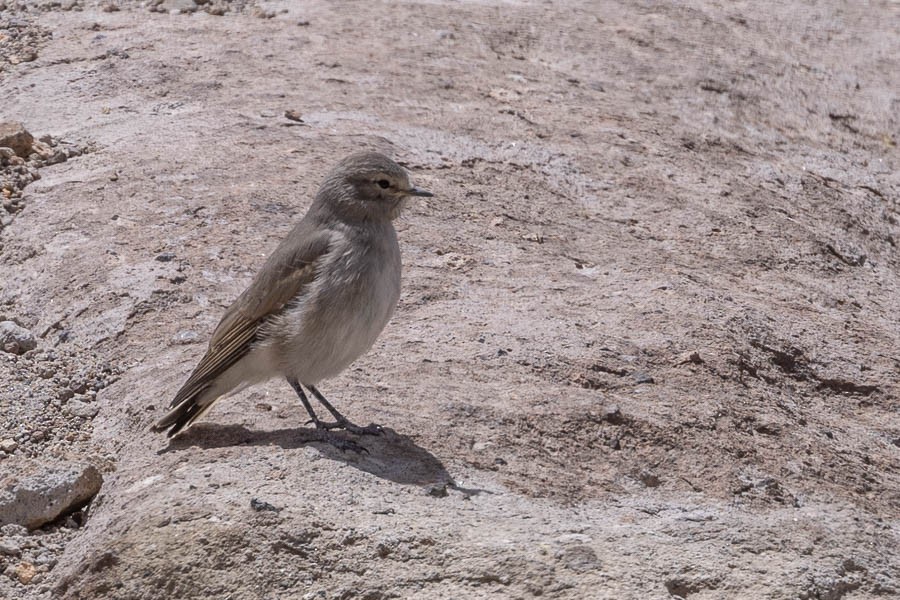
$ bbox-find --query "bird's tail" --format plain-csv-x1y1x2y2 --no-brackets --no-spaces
152,382,218,438
153,344,270,437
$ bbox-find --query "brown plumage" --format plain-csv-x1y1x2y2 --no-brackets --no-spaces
153,152,432,440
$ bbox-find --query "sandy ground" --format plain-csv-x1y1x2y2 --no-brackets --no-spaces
1,0,899,598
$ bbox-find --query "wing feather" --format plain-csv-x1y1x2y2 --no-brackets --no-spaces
154,225,332,435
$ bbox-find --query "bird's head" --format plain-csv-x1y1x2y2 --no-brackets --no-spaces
317,151,432,221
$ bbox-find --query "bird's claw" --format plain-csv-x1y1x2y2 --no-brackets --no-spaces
345,422,384,436
314,419,383,436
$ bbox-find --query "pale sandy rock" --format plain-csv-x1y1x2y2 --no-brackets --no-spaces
0,463,102,530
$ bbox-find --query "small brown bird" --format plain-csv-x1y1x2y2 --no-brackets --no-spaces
153,152,432,450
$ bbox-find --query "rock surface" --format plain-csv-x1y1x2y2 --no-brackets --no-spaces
0,1,898,599
0,463,102,530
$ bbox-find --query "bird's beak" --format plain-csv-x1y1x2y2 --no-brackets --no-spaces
407,186,433,197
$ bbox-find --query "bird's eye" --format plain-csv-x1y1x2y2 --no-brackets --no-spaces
377,179,391,189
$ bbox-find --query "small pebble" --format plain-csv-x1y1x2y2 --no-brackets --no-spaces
284,110,304,122
250,498,280,512
633,372,654,385
427,484,448,498
173,331,199,345
65,399,100,419
0,540,21,556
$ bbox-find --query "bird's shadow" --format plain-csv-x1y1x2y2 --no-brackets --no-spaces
158,423,456,488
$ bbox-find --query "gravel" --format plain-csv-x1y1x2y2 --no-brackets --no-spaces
0,123,90,219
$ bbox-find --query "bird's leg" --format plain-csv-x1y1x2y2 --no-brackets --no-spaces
307,384,383,436
288,377,325,427
287,378,367,453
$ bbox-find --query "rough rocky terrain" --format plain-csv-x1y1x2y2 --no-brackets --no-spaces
1,0,898,598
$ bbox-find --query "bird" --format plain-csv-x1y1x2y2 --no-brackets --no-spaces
152,151,432,451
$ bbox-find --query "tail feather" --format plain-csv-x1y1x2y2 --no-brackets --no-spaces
152,384,214,437
153,345,247,437
154,347,272,437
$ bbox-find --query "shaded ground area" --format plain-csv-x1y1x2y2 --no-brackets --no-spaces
0,0,898,598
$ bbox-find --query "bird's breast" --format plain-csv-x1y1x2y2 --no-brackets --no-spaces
272,224,401,383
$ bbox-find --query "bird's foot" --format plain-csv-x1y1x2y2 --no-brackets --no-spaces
307,418,383,436
309,429,369,454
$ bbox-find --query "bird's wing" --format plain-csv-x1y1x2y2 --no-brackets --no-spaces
167,227,332,409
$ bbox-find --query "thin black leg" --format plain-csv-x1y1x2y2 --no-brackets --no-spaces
286,377,367,453
308,384,383,436
288,377,323,427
